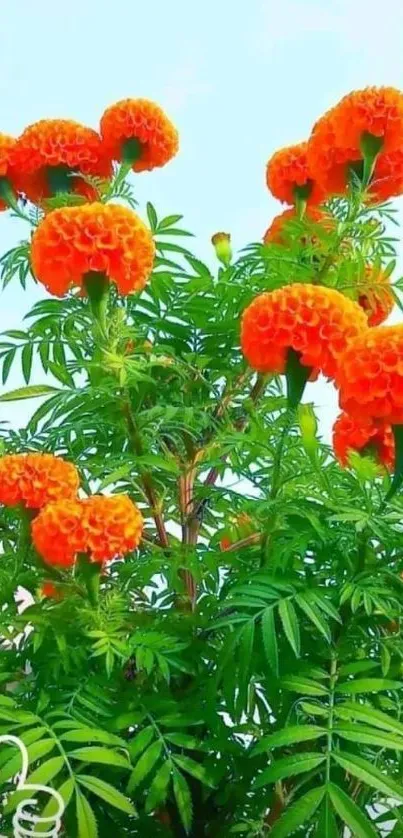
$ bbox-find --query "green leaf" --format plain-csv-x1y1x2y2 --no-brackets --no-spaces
145,759,173,813
21,342,33,384
295,594,331,642
127,739,163,793
0,383,61,402
385,424,403,502
147,202,158,232
252,753,326,789
0,739,55,784
3,755,64,813
261,607,278,676
269,786,325,838
2,347,16,384
333,751,403,802
278,599,300,657
69,746,130,769
128,726,155,760
76,789,98,838
251,725,326,756
164,733,200,749
314,798,339,838
172,755,215,788
334,723,403,750
78,774,137,816
328,782,378,837
60,728,125,747
281,675,328,696
335,701,403,735
335,678,403,694
173,768,193,834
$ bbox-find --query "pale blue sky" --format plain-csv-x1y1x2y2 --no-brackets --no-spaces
1,0,403,437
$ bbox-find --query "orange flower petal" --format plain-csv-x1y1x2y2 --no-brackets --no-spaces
100,98,178,172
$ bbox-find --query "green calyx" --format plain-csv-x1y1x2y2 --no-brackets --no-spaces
46,164,76,195
359,131,384,188
285,348,312,410
121,137,143,165
0,176,19,211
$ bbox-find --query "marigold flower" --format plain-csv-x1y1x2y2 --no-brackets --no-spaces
266,142,325,206
0,453,79,510
10,119,111,203
32,495,143,568
336,326,403,425
0,134,17,210
333,412,394,470
358,265,395,326
307,109,362,195
100,99,178,172
31,203,155,297
332,87,403,154
263,206,330,245
41,582,63,600
241,284,367,379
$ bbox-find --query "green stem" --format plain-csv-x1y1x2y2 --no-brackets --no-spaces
384,424,403,505
325,654,338,785
77,553,101,607
15,504,33,575
83,271,110,342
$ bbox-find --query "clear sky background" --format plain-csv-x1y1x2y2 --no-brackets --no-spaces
0,0,403,440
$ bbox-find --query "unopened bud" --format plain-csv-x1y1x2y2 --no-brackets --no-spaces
212,232,232,267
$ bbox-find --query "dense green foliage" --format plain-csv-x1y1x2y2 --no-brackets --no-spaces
1,175,403,837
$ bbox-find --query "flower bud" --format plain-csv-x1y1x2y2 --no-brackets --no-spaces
212,232,232,267
298,404,318,460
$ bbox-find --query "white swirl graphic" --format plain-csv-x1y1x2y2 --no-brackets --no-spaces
0,735,64,837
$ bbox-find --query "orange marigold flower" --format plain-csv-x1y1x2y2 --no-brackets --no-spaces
336,326,403,425
32,495,143,568
307,109,362,195
31,203,155,297
10,119,111,203
100,98,178,172
371,148,403,202
263,206,330,245
0,134,17,210
41,582,63,600
241,284,367,379
333,412,394,470
331,87,403,154
266,142,325,206
0,453,79,510
358,265,395,326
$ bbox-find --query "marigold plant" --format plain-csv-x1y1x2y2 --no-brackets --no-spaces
10,119,111,203
31,202,155,296
100,98,178,172
3,88,403,838
332,411,395,470
241,283,367,378
0,452,79,509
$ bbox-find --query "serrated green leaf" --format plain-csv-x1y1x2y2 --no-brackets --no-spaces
278,599,300,657
335,678,403,695
78,774,136,815
0,739,55,784
4,755,64,813
335,701,403,735
295,594,331,642
127,739,163,793
281,676,328,696
76,789,98,838
251,725,326,756
128,726,155,760
21,342,33,384
334,723,403,750
261,607,278,676
173,768,193,833
0,383,61,402
145,759,172,814
172,755,215,788
314,797,339,838
147,202,158,231
69,746,130,769
333,751,403,802
328,782,378,837
269,786,325,838
252,753,325,788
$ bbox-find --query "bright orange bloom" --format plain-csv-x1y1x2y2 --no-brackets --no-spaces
358,265,395,326
266,142,325,206
263,206,330,245
331,87,403,154
371,148,403,202
100,99,178,172
32,495,143,568
10,120,111,203
31,203,155,297
333,412,394,470
241,284,367,379
0,134,17,210
336,326,403,425
307,109,362,195
0,453,79,510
